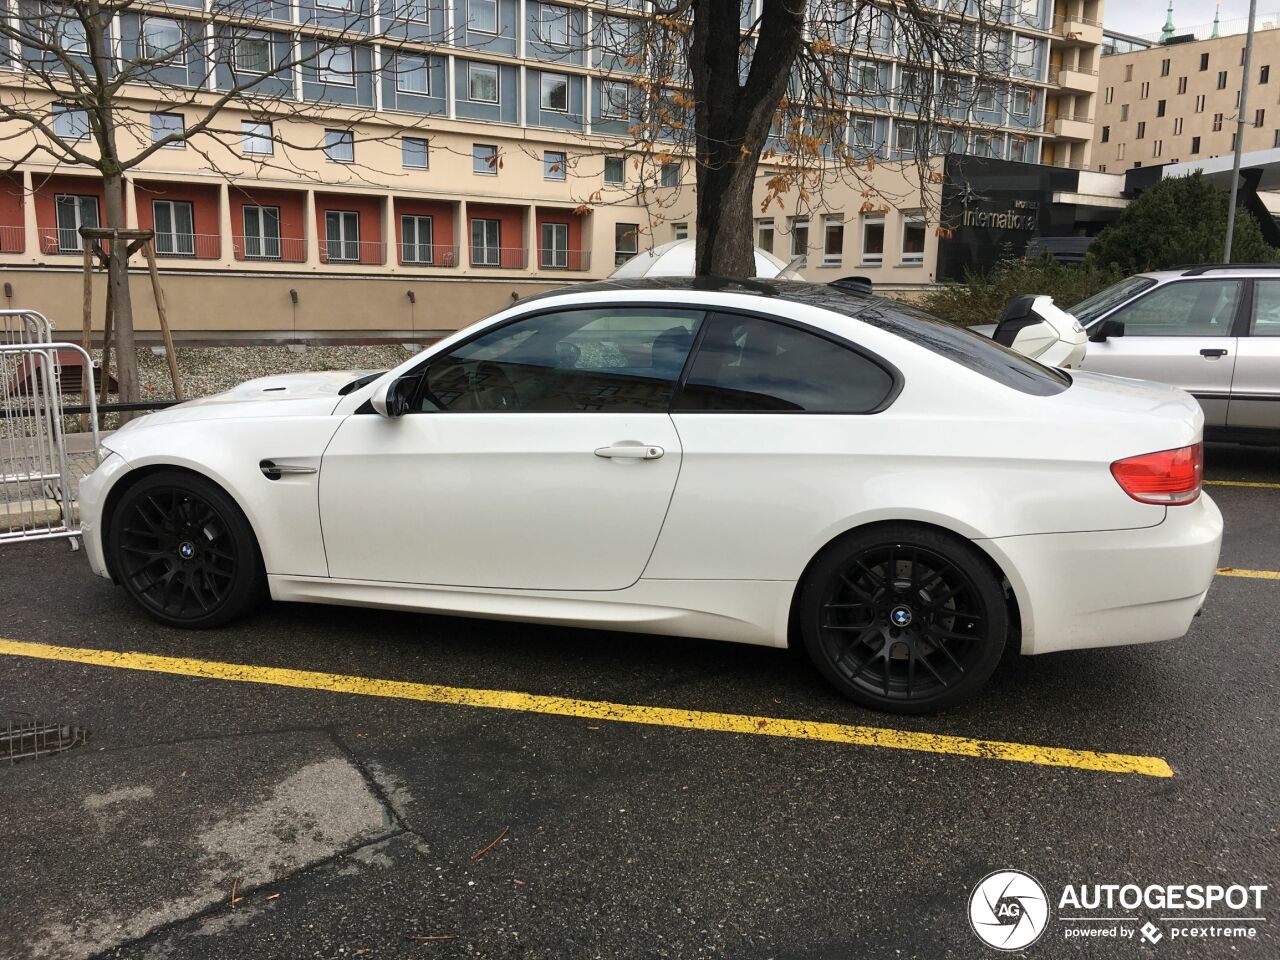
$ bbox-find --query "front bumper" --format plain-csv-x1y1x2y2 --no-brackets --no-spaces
78,451,130,581
980,493,1223,656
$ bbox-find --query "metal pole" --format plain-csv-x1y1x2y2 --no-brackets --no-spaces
1224,0,1259,262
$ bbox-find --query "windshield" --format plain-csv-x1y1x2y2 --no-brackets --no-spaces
1068,276,1158,325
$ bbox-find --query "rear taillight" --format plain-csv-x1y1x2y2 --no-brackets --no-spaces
1110,443,1203,505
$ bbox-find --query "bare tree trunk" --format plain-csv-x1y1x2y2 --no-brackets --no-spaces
101,170,139,409
695,161,760,278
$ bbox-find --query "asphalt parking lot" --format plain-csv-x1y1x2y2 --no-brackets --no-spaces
1,442,1278,960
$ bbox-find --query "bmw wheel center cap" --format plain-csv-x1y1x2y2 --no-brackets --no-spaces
178,541,196,560
890,605,913,627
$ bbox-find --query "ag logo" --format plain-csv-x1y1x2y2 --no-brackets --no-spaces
969,870,1050,951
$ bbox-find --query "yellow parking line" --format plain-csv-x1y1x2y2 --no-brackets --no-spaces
1205,480,1280,490
1217,567,1280,580
0,638,1172,778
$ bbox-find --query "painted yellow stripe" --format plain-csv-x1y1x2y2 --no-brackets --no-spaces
0,638,1172,778
1205,479,1280,490
1217,567,1280,580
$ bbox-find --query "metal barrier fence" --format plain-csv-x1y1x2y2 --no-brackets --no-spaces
0,309,100,545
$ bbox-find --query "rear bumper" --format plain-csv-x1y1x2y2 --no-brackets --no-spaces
979,493,1223,655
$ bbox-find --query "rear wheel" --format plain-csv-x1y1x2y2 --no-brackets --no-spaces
800,525,1008,713
108,471,263,629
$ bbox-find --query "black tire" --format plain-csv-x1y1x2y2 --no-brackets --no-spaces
800,524,1008,714
107,470,264,629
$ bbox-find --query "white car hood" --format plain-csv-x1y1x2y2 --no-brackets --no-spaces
115,370,378,430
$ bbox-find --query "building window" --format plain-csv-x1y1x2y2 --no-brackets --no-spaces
604,156,624,185
821,215,843,267
1274,130,1280,148
1177,76,1187,94
901,213,926,264
659,162,679,187
235,33,272,74
673,222,688,241
1200,52,1210,70
52,104,89,141
325,210,360,262
1160,57,1169,77
1156,99,1166,117
1192,135,1202,152
755,219,775,254
152,199,195,256
1136,121,1145,139
396,53,430,95
397,0,429,21
470,0,498,33
851,115,876,151
1101,125,1110,143
471,218,501,266
317,0,352,9
1262,65,1271,84
1213,112,1224,132
54,194,98,252
1117,142,1126,160
1120,104,1129,121
1139,81,1149,99
402,215,434,264
539,4,571,46
614,223,638,266
1173,117,1183,135
600,81,629,120
242,205,281,259
149,111,184,147
1011,88,1030,117
894,122,917,155
789,216,809,265
1104,86,1114,104
1217,70,1228,89
318,46,355,86
975,84,996,111
539,72,569,112
468,63,499,103
142,17,186,64
402,137,429,169
1124,63,1133,82
861,213,884,265
56,16,87,53
1153,139,1162,158
540,222,569,268
472,143,498,174
544,150,566,180
1256,108,1266,127
1195,94,1205,113
324,129,354,163
1099,164,1106,173
241,120,273,155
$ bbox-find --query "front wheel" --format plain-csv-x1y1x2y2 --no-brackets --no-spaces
107,470,263,629
800,525,1008,714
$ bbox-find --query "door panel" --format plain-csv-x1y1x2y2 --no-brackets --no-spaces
1228,278,1280,431
318,413,681,590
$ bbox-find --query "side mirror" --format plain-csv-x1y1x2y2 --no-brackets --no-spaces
1088,319,1125,343
370,374,419,418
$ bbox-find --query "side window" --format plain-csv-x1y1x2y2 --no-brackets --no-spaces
673,314,895,413
1109,280,1242,337
420,308,704,413
1251,280,1280,336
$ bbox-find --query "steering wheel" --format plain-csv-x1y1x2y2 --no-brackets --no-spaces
469,361,520,410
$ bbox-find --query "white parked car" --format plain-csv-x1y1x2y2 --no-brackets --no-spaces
80,280,1223,713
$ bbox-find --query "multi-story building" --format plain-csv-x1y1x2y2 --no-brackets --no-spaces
1095,26,1280,173
0,0,1101,339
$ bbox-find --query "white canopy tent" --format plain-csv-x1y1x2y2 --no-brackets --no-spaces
610,238,804,279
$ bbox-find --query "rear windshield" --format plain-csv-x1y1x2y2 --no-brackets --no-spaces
840,299,1071,397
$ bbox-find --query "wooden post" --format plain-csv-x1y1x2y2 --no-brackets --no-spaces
142,239,184,401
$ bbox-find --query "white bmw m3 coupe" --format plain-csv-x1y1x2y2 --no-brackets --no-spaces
79,279,1223,712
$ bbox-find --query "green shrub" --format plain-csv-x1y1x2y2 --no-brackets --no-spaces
921,254,1124,328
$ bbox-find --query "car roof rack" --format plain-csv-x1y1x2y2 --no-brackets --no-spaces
1176,264,1280,275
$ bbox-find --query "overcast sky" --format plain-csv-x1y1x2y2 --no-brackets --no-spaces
1105,1,1259,38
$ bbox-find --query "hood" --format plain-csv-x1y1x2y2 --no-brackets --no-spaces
114,370,382,432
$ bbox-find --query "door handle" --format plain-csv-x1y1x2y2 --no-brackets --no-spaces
1200,348,1228,358
594,442,664,460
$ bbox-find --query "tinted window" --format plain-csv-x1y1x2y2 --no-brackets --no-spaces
419,308,703,413
673,314,895,413
1109,280,1240,337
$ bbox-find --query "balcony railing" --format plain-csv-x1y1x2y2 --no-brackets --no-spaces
1048,65,1099,84
152,233,222,259
398,242,461,267
1053,13,1102,36
233,236,308,263
469,246,528,270
39,227,93,255
0,225,23,254
319,239,386,266
536,249,591,271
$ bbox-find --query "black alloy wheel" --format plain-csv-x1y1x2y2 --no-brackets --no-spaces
108,470,263,629
800,525,1008,713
